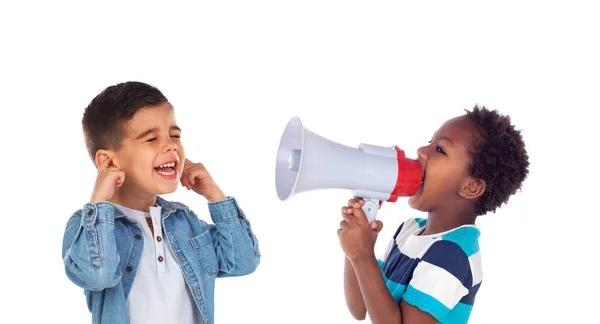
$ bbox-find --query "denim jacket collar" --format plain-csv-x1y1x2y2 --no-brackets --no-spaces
110,196,187,221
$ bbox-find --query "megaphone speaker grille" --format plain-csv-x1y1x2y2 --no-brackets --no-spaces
275,117,304,201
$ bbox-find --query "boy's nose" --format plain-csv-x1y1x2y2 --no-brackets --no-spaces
417,145,427,160
163,139,178,152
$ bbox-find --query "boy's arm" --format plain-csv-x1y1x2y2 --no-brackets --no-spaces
344,221,391,321
343,204,407,322
201,196,260,277
340,199,439,324
61,203,122,291
344,256,367,320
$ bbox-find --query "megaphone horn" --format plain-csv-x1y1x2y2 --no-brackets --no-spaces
275,116,422,223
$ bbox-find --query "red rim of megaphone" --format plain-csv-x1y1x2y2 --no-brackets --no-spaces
387,146,422,202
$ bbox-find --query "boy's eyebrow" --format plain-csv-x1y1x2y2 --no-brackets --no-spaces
135,126,182,140
135,127,158,139
438,136,454,145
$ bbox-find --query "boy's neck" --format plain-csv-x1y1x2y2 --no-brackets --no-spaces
110,189,158,213
422,205,477,235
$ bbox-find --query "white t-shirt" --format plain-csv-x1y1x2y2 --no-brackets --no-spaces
115,204,204,324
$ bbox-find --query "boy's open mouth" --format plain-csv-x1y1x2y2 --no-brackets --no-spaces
419,170,426,189
154,161,178,177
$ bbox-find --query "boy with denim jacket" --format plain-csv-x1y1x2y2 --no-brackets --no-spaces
62,81,260,324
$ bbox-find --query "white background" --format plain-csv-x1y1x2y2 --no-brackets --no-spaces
1,1,598,323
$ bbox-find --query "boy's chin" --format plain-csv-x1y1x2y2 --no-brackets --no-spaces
408,195,426,211
156,188,178,195
152,183,179,195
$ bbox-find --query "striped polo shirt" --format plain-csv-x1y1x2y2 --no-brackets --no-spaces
377,218,483,323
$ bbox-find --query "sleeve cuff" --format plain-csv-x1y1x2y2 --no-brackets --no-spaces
207,196,245,222
402,285,450,321
81,202,116,227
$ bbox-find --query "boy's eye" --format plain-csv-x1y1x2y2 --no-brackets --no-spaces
436,146,446,155
171,135,181,139
146,137,157,142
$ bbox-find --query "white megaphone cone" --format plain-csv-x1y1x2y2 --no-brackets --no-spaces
275,116,422,223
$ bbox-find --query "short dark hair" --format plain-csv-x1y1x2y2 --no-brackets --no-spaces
465,105,530,216
82,81,168,164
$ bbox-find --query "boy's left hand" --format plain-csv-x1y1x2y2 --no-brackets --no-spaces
338,197,384,262
181,158,227,202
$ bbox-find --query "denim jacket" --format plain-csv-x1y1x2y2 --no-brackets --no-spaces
61,196,260,324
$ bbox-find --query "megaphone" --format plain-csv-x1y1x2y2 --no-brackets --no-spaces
275,116,422,223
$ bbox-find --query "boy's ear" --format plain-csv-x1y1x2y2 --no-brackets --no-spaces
94,149,119,169
459,177,486,200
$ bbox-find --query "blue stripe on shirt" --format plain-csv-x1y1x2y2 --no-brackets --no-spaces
381,244,419,286
378,259,407,302
441,227,480,257
421,240,473,289
441,302,474,324
459,282,481,305
403,284,451,321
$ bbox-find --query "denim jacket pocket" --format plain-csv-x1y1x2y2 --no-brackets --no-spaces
189,230,219,275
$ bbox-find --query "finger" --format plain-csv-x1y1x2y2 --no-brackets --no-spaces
183,158,193,170
339,220,350,230
184,159,204,172
347,197,365,207
114,172,125,187
180,176,189,189
340,206,354,223
188,169,200,186
370,220,384,232
350,205,368,222
114,178,124,187
193,167,208,183
180,169,191,189
184,173,193,189
370,220,382,230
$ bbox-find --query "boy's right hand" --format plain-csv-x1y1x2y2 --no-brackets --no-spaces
90,157,125,204
338,197,385,261
350,198,384,239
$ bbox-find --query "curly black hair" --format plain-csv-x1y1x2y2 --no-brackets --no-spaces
82,81,169,165
464,105,529,216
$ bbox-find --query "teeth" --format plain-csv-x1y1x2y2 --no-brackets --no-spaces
157,162,176,168
157,169,175,175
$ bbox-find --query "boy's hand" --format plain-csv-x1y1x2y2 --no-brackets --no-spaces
90,157,125,204
338,197,384,262
181,158,226,202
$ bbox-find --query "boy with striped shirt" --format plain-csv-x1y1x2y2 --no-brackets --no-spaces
338,106,529,323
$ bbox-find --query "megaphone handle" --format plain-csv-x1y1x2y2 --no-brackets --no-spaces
361,198,380,224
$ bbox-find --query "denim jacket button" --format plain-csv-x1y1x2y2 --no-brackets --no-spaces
126,266,133,272
135,234,141,240
86,210,93,216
